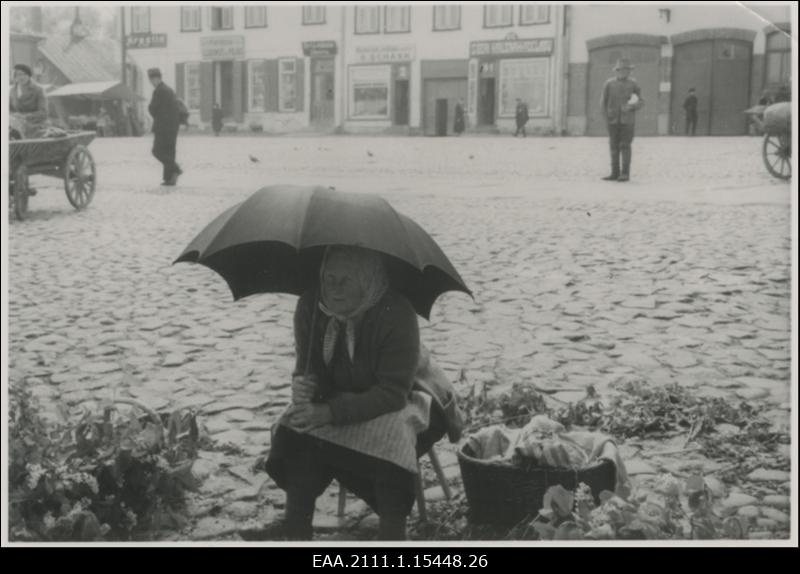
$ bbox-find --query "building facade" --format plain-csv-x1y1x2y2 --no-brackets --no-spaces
121,4,791,136
566,3,792,136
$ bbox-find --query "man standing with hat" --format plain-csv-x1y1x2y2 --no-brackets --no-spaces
147,68,183,186
600,58,644,182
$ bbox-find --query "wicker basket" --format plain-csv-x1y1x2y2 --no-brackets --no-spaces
457,442,616,527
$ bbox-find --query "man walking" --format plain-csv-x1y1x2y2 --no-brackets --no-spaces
600,58,644,182
683,88,698,136
514,98,529,137
147,68,182,186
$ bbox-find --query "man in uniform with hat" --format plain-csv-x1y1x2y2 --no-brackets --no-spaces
600,58,644,182
147,68,183,186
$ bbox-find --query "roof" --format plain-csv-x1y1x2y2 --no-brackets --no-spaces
47,80,141,101
38,34,121,84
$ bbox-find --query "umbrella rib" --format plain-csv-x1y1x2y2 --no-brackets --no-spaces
294,189,315,251
387,206,423,270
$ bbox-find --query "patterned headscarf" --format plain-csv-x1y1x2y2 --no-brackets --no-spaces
318,246,389,365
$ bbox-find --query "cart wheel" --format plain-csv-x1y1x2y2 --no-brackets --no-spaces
64,144,97,209
11,164,29,221
763,133,792,180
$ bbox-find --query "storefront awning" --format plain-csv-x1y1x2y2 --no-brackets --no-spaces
47,81,142,101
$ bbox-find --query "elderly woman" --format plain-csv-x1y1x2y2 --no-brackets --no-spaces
259,245,445,541
10,64,48,139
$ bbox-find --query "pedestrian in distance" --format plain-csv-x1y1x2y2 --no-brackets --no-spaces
683,88,698,136
514,98,529,137
453,98,466,136
212,102,223,137
147,67,183,186
600,57,644,182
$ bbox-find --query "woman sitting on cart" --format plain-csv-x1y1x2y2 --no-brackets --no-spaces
259,245,447,541
10,64,48,139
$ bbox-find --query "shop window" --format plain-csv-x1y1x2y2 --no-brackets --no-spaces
384,6,410,33
248,60,267,112
211,6,234,30
355,6,380,34
766,30,791,85
185,62,201,111
433,5,460,31
498,58,549,117
520,5,549,25
245,6,267,28
181,7,201,31
303,6,326,25
350,65,390,118
131,7,151,33
484,4,513,28
279,59,297,112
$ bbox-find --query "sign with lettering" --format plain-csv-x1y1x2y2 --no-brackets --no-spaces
303,41,337,57
354,44,415,64
200,35,245,60
126,33,167,49
470,38,554,57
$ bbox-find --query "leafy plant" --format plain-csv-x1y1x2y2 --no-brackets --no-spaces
9,384,201,541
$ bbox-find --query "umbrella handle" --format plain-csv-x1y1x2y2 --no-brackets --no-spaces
303,293,319,379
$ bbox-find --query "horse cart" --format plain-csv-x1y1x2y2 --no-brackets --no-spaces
9,131,97,220
747,102,792,181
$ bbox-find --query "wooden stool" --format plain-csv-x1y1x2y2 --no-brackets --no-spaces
337,448,452,522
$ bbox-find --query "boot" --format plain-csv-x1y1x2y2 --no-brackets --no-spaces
619,149,631,182
603,151,620,180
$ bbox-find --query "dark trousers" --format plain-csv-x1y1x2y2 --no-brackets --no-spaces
152,129,179,182
266,426,417,540
685,112,698,136
515,121,527,137
607,122,635,176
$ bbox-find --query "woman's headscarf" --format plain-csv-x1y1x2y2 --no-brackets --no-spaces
318,246,389,365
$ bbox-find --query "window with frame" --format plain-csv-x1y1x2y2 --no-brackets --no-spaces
279,59,297,112
211,6,234,30
520,5,550,25
245,6,267,28
302,5,326,25
484,4,513,27
350,65,390,118
498,58,549,117
765,30,791,85
248,60,267,112
433,5,460,31
355,6,380,34
181,7,201,31
131,7,151,33
184,62,201,111
384,6,410,33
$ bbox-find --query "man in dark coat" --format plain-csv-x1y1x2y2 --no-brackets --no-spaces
453,98,465,136
147,68,182,186
683,88,698,136
514,98,529,137
601,58,644,182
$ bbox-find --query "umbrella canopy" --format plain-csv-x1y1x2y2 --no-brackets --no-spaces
47,80,143,101
175,185,472,319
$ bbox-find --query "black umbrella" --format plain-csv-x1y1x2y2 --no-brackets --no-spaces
174,185,471,318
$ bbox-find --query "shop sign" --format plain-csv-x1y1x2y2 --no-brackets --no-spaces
126,33,167,49
470,38,554,57
201,35,245,60
303,41,337,57
355,44,415,64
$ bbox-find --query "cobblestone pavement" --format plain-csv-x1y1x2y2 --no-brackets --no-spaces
6,135,793,540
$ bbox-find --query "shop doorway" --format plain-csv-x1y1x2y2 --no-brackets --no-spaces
423,78,467,135
394,79,409,125
671,39,751,135
213,60,234,119
478,77,495,125
311,58,335,128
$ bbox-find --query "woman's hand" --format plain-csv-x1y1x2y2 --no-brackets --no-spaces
291,375,317,405
288,403,333,433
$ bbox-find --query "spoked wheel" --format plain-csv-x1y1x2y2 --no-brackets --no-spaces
763,133,792,180
11,164,29,221
63,144,97,209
